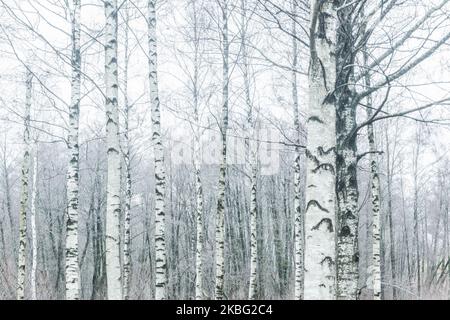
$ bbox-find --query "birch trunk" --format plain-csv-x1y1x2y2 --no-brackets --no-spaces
17,70,32,300
335,4,359,300
413,130,421,298
400,175,412,287
361,21,382,300
304,0,337,300
122,3,131,300
365,91,382,300
104,0,122,300
367,116,382,300
240,0,258,300
194,135,203,300
191,0,204,300
65,0,81,300
148,0,167,300
30,147,38,300
215,0,229,300
248,154,258,300
384,130,397,299
291,0,304,300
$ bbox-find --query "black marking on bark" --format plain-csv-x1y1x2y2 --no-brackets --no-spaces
312,218,334,232
323,92,336,104
353,252,359,263
307,116,324,124
307,199,329,213
339,225,351,237
107,147,119,154
345,209,356,220
318,146,335,156
312,163,335,174
320,256,335,267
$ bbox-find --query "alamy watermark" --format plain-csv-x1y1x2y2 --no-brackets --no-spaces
170,127,280,175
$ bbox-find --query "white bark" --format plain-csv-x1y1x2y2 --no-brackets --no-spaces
30,147,38,300
65,0,81,300
369,125,382,300
194,131,204,299
191,0,204,301
214,0,229,300
105,0,122,300
292,0,304,300
148,0,167,300
248,150,258,300
17,69,32,300
304,0,337,300
363,47,382,300
240,0,258,300
122,2,131,300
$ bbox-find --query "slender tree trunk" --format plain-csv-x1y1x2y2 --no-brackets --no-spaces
240,0,258,300
413,130,421,298
104,0,122,300
367,118,382,301
385,131,397,299
194,137,204,300
214,0,229,300
17,70,32,300
191,0,204,300
248,154,258,299
30,147,38,300
362,48,382,300
122,2,132,300
65,0,81,300
400,174,412,288
291,0,304,300
148,0,167,300
304,0,337,300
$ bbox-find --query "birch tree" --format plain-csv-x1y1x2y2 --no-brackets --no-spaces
363,49,382,300
304,0,337,300
104,0,122,300
17,69,32,300
385,126,397,299
148,0,167,300
214,0,229,300
290,0,304,301
413,128,422,298
334,3,359,299
239,0,258,299
65,0,81,300
0,0,449,302
121,2,132,300
188,0,205,300
30,146,38,300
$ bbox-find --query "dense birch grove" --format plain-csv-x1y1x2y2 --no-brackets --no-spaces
0,0,449,300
